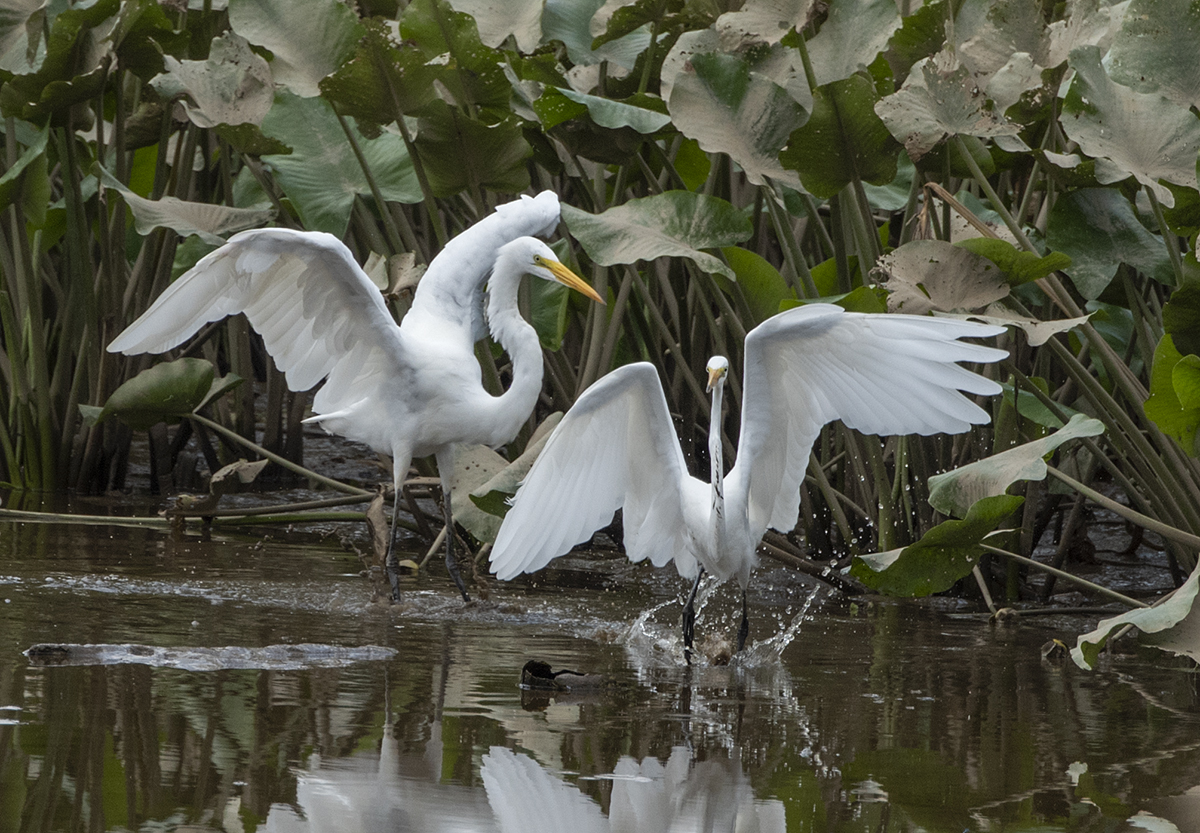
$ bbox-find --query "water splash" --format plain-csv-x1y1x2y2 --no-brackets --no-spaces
736,585,822,666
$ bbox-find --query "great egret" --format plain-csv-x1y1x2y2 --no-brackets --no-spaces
490,304,1005,654
109,192,603,603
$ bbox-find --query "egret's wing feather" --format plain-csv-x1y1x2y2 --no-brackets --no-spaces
490,363,696,580
728,304,1006,537
108,229,409,436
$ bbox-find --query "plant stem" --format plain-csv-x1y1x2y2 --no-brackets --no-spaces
980,544,1149,609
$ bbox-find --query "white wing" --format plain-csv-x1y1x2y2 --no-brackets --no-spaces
727,304,1006,538
481,748,607,833
108,229,409,415
490,363,703,581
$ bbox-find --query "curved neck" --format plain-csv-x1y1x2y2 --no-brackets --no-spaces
483,266,543,444
709,379,726,538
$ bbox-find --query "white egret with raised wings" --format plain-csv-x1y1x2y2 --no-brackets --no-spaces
490,304,1005,654
109,192,603,603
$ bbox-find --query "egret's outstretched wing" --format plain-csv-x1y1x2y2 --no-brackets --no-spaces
490,363,699,580
107,229,411,425
728,304,1006,536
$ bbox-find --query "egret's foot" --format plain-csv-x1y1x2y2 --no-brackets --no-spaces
385,557,402,604
681,570,704,665
736,593,749,652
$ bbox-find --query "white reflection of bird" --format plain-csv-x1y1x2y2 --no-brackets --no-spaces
482,746,786,833
109,192,602,603
491,304,1005,653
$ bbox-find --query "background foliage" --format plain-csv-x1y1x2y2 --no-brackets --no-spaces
3,0,1200,650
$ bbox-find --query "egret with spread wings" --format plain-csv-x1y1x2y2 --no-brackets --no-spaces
491,304,1005,653
109,192,603,603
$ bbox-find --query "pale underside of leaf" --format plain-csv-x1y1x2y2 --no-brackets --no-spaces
878,239,1011,314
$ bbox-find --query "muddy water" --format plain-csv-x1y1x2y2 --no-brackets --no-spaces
1,505,1198,832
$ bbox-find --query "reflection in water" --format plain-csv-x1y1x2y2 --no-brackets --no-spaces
2,518,1200,831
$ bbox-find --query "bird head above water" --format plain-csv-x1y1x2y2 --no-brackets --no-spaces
706,356,730,392
493,237,604,304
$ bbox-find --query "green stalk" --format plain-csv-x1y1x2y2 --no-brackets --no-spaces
1145,187,1184,287
1046,465,1200,551
763,181,818,297
980,544,1149,609
187,413,372,497
336,112,407,255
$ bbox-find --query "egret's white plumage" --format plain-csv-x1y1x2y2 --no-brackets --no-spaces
491,304,1005,646
109,191,602,601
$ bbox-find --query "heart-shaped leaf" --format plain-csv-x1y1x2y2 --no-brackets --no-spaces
562,191,752,279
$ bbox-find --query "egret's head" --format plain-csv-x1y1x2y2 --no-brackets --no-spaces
511,238,604,304
706,356,730,392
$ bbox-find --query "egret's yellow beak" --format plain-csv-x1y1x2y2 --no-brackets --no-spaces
546,259,605,304
707,365,727,392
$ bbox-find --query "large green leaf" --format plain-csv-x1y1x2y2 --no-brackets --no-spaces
850,495,1025,597
722,246,795,324
412,100,532,197
668,51,808,190
555,87,670,133
562,192,752,279
0,121,47,211
1145,333,1200,457
780,73,900,199
319,18,439,133
805,0,900,86
715,0,815,45
874,55,1022,160
542,0,651,69
96,165,274,245
227,0,362,98
1046,188,1175,299
877,240,1010,314
0,0,117,123
447,0,544,51
1073,561,1200,670
1061,45,1200,207
84,359,242,431
1106,0,1200,111
400,0,510,109
261,92,421,237
954,238,1071,286
927,414,1106,518
0,0,48,75
149,32,272,129
1162,280,1200,357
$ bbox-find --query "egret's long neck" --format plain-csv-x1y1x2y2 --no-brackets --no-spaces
483,262,543,444
709,379,726,543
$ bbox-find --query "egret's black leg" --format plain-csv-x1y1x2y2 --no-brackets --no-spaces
736,589,749,652
682,569,705,662
385,494,402,603
443,491,471,603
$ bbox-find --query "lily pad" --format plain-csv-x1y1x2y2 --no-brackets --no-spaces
668,50,808,190
927,413,1106,519
1060,45,1200,207
877,239,1010,314
1073,561,1200,670
851,495,1025,597
84,359,243,431
562,191,752,280
96,165,275,246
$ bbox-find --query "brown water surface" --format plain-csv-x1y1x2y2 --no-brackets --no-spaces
1,502,1197,832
